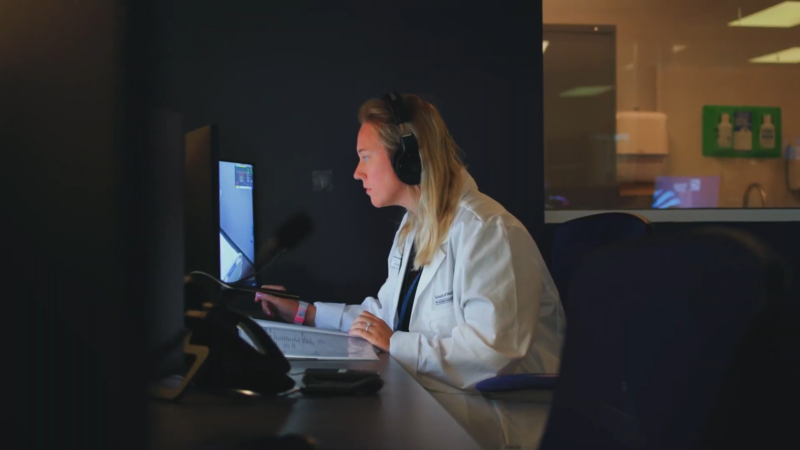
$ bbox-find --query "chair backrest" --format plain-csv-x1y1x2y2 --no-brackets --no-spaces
540,228,789,450
551,212,652,315
699,284,798,449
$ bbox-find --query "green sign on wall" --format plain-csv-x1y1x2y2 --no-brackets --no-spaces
702,105,782,158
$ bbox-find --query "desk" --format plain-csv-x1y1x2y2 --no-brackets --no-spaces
150,353,483,450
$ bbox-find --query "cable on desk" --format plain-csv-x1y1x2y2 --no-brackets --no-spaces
278,387,302,396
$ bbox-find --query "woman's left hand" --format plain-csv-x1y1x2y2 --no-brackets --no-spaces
350,311,393,353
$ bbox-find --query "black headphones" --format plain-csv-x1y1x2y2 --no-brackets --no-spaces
382,92,422,185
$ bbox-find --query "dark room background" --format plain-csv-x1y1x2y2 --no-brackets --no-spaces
152,0,545,304
11,2,795,448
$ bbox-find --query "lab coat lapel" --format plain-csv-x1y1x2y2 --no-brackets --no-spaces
389,229,416,329
413,240,448,306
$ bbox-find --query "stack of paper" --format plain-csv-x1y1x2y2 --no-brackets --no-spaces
246,319,380,361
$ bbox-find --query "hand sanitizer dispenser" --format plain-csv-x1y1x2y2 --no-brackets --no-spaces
760,114,775,149
718,113,733,148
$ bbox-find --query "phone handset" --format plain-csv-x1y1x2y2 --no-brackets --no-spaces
150,307,294,400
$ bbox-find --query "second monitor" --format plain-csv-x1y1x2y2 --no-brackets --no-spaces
219,160,256,283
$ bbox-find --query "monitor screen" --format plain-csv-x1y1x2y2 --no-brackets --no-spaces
219,161,256,282
652,176,720,209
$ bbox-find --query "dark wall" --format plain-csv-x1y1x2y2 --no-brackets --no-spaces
6,1,153,447
153,0,545,304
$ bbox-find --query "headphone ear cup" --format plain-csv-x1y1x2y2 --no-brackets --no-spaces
391,145,405,179
383,91,421,185
394,137,421,185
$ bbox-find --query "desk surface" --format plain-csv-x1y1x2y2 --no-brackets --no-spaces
150,354,482,450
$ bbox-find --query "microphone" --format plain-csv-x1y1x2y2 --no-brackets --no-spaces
233,211,315,286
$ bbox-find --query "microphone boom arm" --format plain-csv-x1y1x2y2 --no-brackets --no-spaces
230,247,287,286
188,271,300,300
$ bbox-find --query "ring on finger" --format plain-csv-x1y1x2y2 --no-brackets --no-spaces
365,322,372,332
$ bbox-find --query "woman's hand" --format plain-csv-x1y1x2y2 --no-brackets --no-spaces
254,285,316,325
349,311,393,352
254,285,296,322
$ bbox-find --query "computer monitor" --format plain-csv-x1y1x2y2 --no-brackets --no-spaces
652,175,721,209
219,161,256,282
184,125,220,280
184,125,258,288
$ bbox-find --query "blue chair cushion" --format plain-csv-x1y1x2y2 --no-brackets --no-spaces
476,373,557,393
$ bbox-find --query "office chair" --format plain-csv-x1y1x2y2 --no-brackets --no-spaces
538,227,790,450
698,281,798,449
476,212,652,400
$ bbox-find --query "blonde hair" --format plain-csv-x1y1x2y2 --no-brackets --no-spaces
358,94,465,270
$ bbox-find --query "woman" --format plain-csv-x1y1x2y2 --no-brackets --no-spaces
256,93,565,448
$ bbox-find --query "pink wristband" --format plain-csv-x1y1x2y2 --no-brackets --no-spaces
294,301,309,325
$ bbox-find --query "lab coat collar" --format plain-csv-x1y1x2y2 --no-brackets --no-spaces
440,168,477,246
459,168,478,202
433,168,477,247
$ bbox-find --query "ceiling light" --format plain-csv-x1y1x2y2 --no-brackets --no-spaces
728,1,800,28
543,40,550,53
749,47,800,63
559,86,614,98
672,45,688,53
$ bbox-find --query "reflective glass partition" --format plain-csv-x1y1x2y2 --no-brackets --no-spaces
543,0,800,222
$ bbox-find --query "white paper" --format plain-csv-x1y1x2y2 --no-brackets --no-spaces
249,319,380,361
251,319,352,337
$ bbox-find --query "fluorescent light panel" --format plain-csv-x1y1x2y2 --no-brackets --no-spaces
728,1,800,28
749,46,800,63
559,86,614,98
543,40,550,53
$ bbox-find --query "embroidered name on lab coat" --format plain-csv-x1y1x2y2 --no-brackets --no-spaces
390,256,402,273
433,291,454,308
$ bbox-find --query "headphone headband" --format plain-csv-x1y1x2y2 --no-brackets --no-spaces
383,92,412,125
381,91,421,185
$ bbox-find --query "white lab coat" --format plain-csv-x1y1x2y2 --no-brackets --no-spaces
314,171,565,449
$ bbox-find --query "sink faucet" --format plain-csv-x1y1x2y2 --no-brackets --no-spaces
743,183,767,207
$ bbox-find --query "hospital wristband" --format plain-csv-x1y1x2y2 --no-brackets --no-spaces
294,301,309,325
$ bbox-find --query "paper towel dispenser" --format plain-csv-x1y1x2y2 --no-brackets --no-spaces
616,111,669,155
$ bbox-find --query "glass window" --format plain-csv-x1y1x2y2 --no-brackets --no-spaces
543,1,800,222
